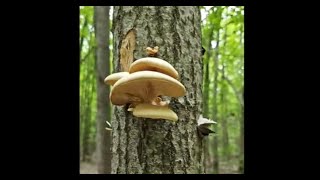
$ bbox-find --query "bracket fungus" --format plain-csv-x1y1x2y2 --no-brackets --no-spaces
132,103,178,121
110,71,185,106
197,115,217,137
104,46,186,122
129,57,179,79
104,72,129,86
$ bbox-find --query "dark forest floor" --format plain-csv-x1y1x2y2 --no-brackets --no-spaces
80,161,97,174
80,159,240,174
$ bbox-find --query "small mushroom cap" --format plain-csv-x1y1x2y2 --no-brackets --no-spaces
110,71,186,105
105,121,112,131
129,57,179,79
104,72,129,85
197,115,217,126
146,46,159,56
132,103,178,121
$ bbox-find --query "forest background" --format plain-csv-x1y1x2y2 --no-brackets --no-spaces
80,6,244,174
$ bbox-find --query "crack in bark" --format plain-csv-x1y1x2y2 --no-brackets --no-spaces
116,6,124,72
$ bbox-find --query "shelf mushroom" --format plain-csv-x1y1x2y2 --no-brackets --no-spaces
104,47,186,122
129,57,179,79
104,72,129,86
131,103,178,121
110,71,186,106
109,71,185,121
197,115,217,137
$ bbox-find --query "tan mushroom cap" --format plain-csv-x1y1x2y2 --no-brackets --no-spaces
110,71,186,105
132,103,178,121
129,57,179,79
104,72,129,86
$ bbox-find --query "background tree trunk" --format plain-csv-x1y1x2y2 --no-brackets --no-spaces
212,27,220,174
80,9,96,162
81,104,91,162
203,25,214,173
238,25,244,173
94,6,112,174
220,26,229,161
111,6,203,174
221,67,230,160
239,103,244,173
81,67,93,162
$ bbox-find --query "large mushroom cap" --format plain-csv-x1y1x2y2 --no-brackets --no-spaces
129,57,179,79
132,103,178,121
110,71,186,105
104,72,129,86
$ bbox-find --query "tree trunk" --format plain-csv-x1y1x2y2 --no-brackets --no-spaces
220,69,229,161
203,60,210,173
94,6,111,174
82,93,92,162
111,6,203,174
203,25,214,174
81,65,92,162
220,26,229,161
80,15,96,162
239,104,244,173
212,28,220,174
238,24,244,174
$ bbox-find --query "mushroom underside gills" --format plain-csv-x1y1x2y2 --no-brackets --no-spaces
110,71,186,105
132,103,178,121
127,96,169,110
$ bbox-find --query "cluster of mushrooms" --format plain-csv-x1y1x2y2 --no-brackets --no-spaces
104,53,186,122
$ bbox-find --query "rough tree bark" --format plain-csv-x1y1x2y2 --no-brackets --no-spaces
94,6,112,174
111,6,203,174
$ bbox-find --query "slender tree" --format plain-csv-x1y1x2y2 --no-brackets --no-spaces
94,6,111,173
111,6,203,174
80,37,95,162
239,24,244,173
203,24,214,173
239,86,244,173
81,57,95,162
80,7,97,162
220,24,230,161
212,27,220,173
